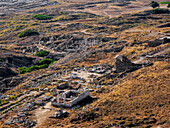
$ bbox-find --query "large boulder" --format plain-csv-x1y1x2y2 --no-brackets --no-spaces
114,55,140,72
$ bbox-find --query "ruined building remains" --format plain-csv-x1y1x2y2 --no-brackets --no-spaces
114,55,140,72
51,89,89,107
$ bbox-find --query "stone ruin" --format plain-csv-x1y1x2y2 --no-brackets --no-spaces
51,89,89,108
114,55,140,72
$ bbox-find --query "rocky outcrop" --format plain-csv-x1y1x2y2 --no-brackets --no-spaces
148,36,170,47
0,55,37,92
0,64,17,78
0,65,20,92
3,55,36,68
114,55,141,72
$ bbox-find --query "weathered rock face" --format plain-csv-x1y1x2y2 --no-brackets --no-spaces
4,55,36,67
148,36,170,47
114,55,139,72
0,55,36,92
0,64,19,92
0,65,17,78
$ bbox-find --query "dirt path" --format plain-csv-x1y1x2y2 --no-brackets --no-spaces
81,29,96,35
102,10,113,19
133,47,170,64
34,102,57,128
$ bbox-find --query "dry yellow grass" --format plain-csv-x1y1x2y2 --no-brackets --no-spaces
55,61,169,128
0,1,169,127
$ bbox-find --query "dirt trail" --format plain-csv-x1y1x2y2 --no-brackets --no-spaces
34,102,56,128
133,47,170,64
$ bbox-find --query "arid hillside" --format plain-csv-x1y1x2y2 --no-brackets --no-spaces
0,0,169,128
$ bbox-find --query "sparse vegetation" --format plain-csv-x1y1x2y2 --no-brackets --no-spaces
18,67,29,74
150,1,159,8
18,64,49,74
0,0,170,128
32,14,53,20
159,2,170,4
17,29,39,37
35,50,49,57
38,58,53,65
151,8,169,14
0,99,9,106
0,58,4,62
18,59,55,74
168,3,170,8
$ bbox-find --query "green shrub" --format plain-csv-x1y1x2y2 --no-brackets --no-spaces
39,58,53,65
17,29,39,38
18,58,55,74
150,1,159,8
29,65,40,71
168,3,170,8
38,64,49,69
159,2,170,4
18,64,49,74
35,50,49,57
49,60,57,65
28,64,49,72
32,14,53,20
18,67,29,74
0,58,4,62
151,8,169,14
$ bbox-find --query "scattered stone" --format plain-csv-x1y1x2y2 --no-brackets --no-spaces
49,109,69,118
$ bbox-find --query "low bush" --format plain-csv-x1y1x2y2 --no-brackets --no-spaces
38,64,49,69
159,2,170,4
28,65,40,71
38,58,53,65
0,58,4,62
150,1,159,8
18,67,29,74
168,3,170,8
18,64,49,74
17,29,39,38
32,14,53,20
18,58,56,74
0,99,9,106
29,64,49,71
35,50,49,57
151,8,169,14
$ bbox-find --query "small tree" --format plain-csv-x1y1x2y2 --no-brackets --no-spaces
150,1,159,8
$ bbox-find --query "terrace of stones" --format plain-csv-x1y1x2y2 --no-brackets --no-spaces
1,63,110,127
0,0,59,13
1,48,168,127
